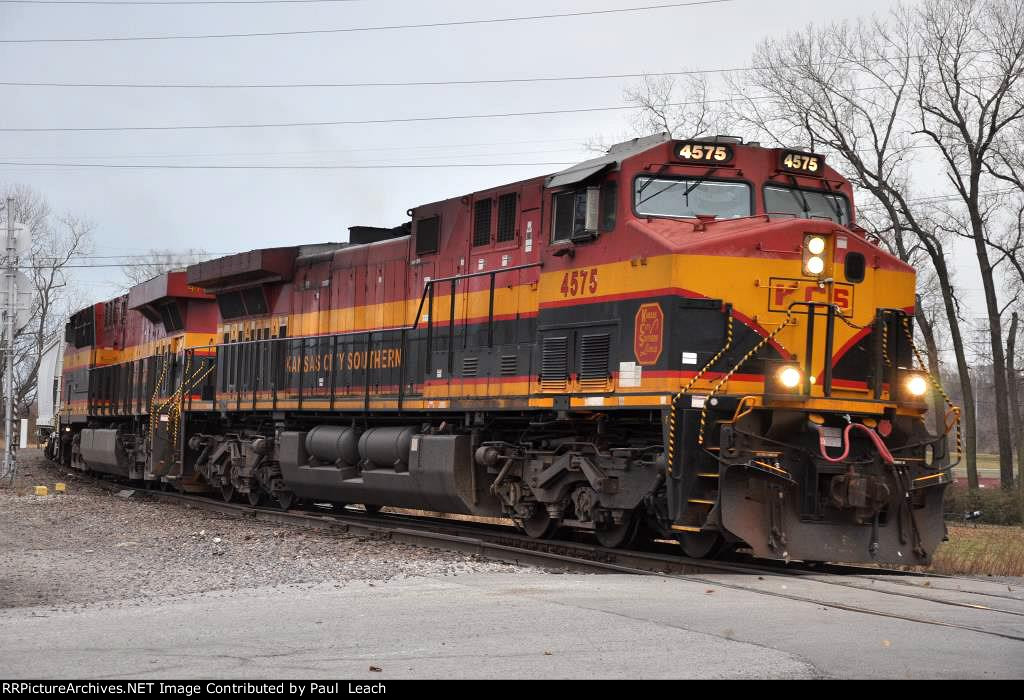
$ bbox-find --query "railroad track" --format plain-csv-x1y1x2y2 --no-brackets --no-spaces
72,469,1024,644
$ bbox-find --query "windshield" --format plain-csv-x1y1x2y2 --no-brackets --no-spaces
634,176,752,220
764,185,850,225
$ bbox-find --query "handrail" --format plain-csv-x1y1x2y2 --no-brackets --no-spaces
785,301,839,397
156,261,546,415
871,307,911,400
411,261,542,380
409,261,543,332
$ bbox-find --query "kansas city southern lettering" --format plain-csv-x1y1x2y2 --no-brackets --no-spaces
284,348,403,374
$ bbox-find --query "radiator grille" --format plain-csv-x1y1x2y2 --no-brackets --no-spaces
473,198,492,247
500,354,517,377
462,356,479,378
578,332,611,392
540,336,569,392
497,193,517,242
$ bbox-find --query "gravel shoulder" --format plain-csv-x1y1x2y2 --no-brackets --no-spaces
0,450,536,611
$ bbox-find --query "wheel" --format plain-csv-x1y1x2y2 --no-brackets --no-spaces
594,511,639,549
520,507,559,539
678,531,725,559
220,482,236,503
362,504,382,515
276,490,296,511
246,488,264,507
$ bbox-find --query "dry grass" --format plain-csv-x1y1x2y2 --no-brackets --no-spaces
929,524,1024,577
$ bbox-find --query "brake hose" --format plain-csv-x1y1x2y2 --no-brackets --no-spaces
816,422,895,465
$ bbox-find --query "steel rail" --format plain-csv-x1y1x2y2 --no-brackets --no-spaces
75,474,1024,642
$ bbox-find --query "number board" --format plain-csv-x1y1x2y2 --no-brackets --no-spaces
673,142,734,164
779,150,824,174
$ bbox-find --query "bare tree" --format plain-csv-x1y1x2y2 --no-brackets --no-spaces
724,9,983,485
120,248,209,288
914,0,1024,489
624,72,736,140
0,185,93,419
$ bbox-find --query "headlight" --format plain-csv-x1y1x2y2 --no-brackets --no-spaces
779,366,802,388
906,374,928,397
805,255,825,275
806,236,826,255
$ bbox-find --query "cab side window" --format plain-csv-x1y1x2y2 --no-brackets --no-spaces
552,190,586,242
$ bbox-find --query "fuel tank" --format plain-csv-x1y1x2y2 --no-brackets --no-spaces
277,428,502,516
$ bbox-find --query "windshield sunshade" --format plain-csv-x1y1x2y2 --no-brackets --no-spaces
634,177,752,220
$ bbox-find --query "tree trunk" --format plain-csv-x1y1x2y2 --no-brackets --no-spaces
915,300,945,438
970,210,1014,489
1008,313,1024,494
927,244,978,488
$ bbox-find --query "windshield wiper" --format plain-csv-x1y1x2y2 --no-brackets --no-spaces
635,164,669,199
635,179,690,209
783,175,811,217
680,167,719,208
817,182,845,223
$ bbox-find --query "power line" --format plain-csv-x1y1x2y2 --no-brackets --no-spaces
1,0,367,4
64,252,228,259
0,104,644,132
2,69,1008,133
0,52,1000,89
4,136,1020,170
0,138,585,161
5,146,587,162
856,188,1020,209
0,0,737,44
19,263,211,268
0,160,575,170
0,69,728,90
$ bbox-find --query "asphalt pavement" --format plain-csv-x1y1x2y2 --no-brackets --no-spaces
1,571,1021,679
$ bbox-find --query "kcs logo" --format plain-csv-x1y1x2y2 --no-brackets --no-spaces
768,277,854,313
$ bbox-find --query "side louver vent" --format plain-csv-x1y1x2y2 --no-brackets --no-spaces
540,336,569,392
462,356,479,378
500,354,517,376
578,333,611,392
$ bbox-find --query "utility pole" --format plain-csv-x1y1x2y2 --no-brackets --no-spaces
1,196,28,484
2,196,14,482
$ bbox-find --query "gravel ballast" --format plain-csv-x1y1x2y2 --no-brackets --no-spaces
0,450,536,610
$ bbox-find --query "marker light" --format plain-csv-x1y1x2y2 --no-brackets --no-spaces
806,236,826,255
906,374,929,397
805,256,825,275
779,366,802,389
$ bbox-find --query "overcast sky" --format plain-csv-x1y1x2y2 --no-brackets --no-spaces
4,0,989,321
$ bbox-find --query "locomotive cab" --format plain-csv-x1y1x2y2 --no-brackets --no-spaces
531,134,952,562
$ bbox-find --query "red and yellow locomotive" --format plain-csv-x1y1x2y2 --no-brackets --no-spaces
53,134,955,565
